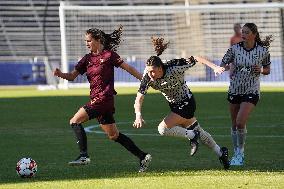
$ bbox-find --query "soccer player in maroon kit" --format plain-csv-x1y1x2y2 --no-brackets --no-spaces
54,26,151,172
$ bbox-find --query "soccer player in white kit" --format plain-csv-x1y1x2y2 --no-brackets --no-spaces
133,37,230,170
220,23,273,166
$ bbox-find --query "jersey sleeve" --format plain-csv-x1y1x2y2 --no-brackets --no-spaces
111,51,124,68
75,54,89,75
165,58,195,74
138,69,151,95
220,47,234,67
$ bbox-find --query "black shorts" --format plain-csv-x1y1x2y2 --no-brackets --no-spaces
169,95,196,119
227,93,259,106
83,97,115,124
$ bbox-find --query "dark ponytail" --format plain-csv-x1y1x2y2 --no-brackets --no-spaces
146,37,169,68
86,25,123,51
103,25,123,51
151,37,169,56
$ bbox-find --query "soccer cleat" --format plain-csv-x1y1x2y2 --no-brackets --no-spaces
139,154,152,173
219,147,230,170
68,155,91,166
189,130,200,156
230,153,244,166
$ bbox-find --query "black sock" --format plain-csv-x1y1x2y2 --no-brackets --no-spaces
115,133,147,160
71,123,88,157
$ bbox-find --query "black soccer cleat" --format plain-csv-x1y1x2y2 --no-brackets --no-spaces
189,130,200,156
219,147,230,170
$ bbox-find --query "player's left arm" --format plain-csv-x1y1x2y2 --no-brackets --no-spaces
120,62,143,81
193,56,225,75
261,65,271,75
252,52,271,75
252,64,270,75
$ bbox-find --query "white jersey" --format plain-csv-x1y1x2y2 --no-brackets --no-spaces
138,58,195,103
221,42,271,95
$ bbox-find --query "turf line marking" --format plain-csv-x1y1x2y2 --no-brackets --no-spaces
84,121,284,138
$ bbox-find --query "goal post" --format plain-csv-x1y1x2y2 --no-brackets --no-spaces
59,1,284,89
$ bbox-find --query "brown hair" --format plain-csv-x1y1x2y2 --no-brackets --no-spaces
146,37,169,67
151,37,169,56
243,23,273,48
86,25,123,51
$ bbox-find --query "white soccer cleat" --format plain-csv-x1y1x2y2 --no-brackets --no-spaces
68,156,91,166
139,154,152,173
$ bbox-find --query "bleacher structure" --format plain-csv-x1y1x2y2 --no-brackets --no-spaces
0,0,283,86
0,0,176,64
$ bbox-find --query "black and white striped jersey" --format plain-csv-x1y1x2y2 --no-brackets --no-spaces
221,42,271,95
138,58,195,103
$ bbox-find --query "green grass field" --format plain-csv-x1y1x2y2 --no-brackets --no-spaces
0,86,283,189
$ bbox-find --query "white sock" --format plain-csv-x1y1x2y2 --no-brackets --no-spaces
158,125,195,139
214,145,222,157
237,128,247,154
185,129,195,139
231,128,238,154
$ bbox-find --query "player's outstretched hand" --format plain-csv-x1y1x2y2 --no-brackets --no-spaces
133,115,145,128
214,66,225,76
53,68,62,77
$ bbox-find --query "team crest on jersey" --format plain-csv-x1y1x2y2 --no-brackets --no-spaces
253,54,259,60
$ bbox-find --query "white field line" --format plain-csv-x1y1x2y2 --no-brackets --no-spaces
84,120,284,138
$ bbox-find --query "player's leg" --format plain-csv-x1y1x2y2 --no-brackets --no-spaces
157,112,200,156
228,102,241,166
186,121,221,155
68,107,90,165
100,118,151,173
227,94,245,166
185,121,230,170
234,102,255,165
229,103,240,155
158,112,197,138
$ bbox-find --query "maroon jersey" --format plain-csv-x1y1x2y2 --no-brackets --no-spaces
75,50,123,102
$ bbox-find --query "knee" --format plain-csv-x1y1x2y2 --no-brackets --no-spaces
107,132,119,141
158,123,167,136
70,118,79,126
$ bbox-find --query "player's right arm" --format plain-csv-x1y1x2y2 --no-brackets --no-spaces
220,47,234,71
53,68,80,81
193,56,225,76
54,54,88,81
133,92,145,128
133,71,151,128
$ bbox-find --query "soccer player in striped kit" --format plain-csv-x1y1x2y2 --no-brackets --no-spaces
54,26,152,172
133,37,230,170
220,23,273,166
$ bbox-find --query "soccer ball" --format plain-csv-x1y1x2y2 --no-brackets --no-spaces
16,157,37,178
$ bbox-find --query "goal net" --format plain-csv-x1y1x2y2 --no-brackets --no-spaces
59,2,284,88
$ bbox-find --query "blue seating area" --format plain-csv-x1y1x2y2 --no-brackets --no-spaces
1,58,282,85
0,63,46,85
0,0,283,85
